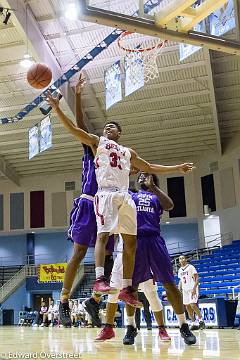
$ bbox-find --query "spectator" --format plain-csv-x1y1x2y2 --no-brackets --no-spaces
48,300,59,327
37,301,48,327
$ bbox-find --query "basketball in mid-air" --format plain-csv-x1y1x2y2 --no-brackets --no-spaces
27,63,52,89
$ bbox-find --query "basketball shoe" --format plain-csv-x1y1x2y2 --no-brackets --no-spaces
84,298,101,327
123,325,138,345
199,320,206,330
59,302,72,328
118,287,143,308
158,326,171,341
180,323,196,345
93,276,117,294
95,326,115,341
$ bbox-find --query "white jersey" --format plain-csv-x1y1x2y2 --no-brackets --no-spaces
48,304,58,313
95,136,131,191
178,264,197,291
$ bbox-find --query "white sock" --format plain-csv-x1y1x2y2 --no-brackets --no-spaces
177,313,186,326
122,279,132,288
127,316,136,328
95,267,104,279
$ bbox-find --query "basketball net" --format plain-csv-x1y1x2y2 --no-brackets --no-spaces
118,31,166,83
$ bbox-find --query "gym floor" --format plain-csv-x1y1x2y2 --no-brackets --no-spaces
0,327,239,360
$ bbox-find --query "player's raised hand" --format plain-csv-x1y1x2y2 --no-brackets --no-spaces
178,163,195,173
46,91,60,111
76,73,85,94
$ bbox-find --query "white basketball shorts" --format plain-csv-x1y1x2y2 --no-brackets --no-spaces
94,190,137,235
182,288,199,305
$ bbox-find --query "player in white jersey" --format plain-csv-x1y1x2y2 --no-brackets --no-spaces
47,93,195,308
178,255,205,330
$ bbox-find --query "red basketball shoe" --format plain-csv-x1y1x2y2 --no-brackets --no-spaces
95,326,115,341
93,276,117,294
159,327,171,341
118,287,143,308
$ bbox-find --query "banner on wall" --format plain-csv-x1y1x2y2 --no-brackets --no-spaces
164,303,218,327
40,115,52,153
29,125,39,160
105,60,122,110
209,0,235,37
38,263,67,283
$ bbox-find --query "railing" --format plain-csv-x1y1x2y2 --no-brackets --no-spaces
71,264,85,295
0,253,69,266
232,284,240,300
206,232,233,248
0,265,37,303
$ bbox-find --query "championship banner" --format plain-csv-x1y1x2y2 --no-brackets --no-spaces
38,263,67,283
105,60,122,110
40,115,52,153
29,125,39,160
209,0,235,37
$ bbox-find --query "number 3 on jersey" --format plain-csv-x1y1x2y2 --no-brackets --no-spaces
110,152,122,170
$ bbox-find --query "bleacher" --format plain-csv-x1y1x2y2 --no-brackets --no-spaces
158,240,240,298
73,264,95,298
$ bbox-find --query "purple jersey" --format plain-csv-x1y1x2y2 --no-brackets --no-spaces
81,145,97,196
130,190,163,235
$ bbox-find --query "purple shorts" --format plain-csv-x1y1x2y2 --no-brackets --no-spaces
68,197,114,252
132,233,174,286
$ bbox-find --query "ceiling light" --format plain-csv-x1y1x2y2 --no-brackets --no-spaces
65,2,78,21
166,221,170,224
20,54,34,68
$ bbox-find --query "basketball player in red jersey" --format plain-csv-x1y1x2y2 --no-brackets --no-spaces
47,92,195,307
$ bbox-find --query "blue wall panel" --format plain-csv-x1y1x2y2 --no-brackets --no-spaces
161,223,199,254
10,193,24,230
1,282,27,324
0,234,26,265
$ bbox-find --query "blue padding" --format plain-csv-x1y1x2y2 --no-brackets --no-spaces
200,282,240,289
200,275,240,282
198,270,240,277
201,288,240,295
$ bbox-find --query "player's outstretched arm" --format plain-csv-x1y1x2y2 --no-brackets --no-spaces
130,149,195,174
144,175,174,211
75,73,88,132
47,92,99,147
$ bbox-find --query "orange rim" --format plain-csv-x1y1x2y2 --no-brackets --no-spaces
118,31,166,53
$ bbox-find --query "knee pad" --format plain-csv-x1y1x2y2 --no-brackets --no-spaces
144,290,163,312
107,290,120,304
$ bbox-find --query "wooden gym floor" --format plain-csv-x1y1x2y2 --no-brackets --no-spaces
0,326,239,360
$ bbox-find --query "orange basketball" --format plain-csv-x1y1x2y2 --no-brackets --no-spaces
27,63,52,89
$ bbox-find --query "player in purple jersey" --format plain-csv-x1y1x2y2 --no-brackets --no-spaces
96,173,196,345
47,89,195,309
59,76,114,327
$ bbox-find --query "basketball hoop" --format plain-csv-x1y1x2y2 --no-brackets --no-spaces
118,31,166,83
